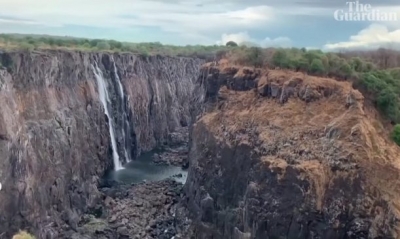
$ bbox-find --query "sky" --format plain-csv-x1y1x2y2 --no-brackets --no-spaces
0,0,400,50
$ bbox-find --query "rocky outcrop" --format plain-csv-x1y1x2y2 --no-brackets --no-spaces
0,50,203,237
59,179,186,239
185,64,400,238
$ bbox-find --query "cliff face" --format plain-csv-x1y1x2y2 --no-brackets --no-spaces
185,63,400,239
0,50,203,237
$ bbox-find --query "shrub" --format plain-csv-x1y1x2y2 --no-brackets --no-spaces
246,47,265,67
392,124,400,146
350,57,365,72
271,49,289,68
226,41,238,47
360,71,400,123
309,59,325,75
228,46,266,67
20,43,34,51
81,43,91,49
96,41,111,50
339,62,353,78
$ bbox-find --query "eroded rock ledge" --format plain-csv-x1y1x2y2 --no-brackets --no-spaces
185,63,400,238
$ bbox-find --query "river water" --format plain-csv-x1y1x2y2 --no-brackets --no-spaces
105,150,188,184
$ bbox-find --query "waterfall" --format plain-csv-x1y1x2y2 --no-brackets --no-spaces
112,58,131,163
92,63,124,171
91,57,136,171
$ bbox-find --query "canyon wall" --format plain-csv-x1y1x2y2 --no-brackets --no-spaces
0,50,203,237
185,63,400,239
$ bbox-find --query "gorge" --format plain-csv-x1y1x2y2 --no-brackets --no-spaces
1,50,400,239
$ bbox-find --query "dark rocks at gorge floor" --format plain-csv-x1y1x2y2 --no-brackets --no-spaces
56,179,192,239
152,127,190,168
152,146,188,168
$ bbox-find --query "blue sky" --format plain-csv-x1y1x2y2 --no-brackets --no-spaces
0,0,400,50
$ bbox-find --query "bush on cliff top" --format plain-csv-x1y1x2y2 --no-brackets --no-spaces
359,71,400,123
392,125,400,146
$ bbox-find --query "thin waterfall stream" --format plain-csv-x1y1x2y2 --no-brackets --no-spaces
111,57,131,163
92,62,124,170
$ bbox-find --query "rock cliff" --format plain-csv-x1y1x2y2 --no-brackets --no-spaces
0,50,203,237
3,50,400,239
185,62,400,239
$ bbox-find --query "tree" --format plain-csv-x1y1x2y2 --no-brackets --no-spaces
377,87,399,122
392,124,400,146
271,49,289,68
350,57,365,72
246,47,265,67
90,39,101,48
304,50,324,64
309,59,325,75
109,40,123,50
215,50,228,60
96,41,111,50
339,61,353,78
390,68,400,79
365,62,375,72
20,42,34,51
226,41,238,47
47,38,55,46
82,43,91,49
296,57,309,72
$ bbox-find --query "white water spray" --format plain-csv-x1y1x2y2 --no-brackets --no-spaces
92,63,124,171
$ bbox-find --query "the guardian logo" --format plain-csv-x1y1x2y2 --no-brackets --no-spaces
334,1,398,21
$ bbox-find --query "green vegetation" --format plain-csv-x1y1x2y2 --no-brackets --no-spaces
392,124,400,146
360,71,400,123
226,41,238,47
270,48,360,79
229,46,266,67
0,33,232,60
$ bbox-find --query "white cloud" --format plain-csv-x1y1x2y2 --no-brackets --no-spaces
305,46,320,50
324,24,400,50
0,0,275,35
262,37,291,47
218,32,254,45
0,18,48,26
217,32,291,47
